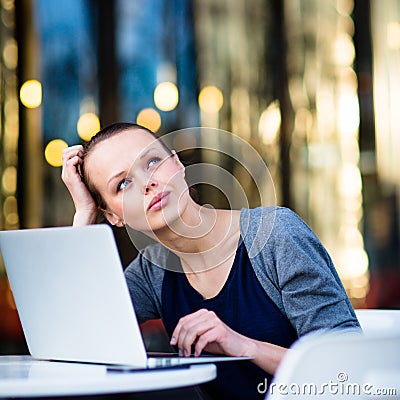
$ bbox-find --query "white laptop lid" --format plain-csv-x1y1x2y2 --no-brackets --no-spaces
0,225,148,367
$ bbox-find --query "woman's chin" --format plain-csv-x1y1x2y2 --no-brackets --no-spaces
126,210,179,235
125,193,191,236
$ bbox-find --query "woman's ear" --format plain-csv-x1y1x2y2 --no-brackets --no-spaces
103,210,125,227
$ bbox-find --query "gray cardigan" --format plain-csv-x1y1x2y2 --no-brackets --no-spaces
124,207,360,337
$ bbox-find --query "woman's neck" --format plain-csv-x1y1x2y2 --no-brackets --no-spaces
152,203,241,273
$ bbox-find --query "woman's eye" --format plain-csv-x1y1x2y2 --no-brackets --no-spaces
147,157,161,168
117,178,131,192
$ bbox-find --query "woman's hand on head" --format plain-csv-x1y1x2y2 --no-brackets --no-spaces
61,145,98,226
169,308,252,358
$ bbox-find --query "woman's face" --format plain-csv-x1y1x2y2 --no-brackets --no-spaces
84,128,189,232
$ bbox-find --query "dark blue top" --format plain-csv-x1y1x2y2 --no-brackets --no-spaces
161,240,298,400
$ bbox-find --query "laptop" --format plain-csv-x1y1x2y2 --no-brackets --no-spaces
0,224,250,369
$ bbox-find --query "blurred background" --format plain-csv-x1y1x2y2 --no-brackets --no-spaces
0,0,399,354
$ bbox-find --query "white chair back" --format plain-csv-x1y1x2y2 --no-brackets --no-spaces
266,327,400,399
355,309,400,335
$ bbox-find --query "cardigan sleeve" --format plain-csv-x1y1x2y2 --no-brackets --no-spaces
245,207,361,337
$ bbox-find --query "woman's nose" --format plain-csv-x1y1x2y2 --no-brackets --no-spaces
145,180,157,194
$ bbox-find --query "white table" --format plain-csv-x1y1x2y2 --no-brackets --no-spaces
0,356,216,398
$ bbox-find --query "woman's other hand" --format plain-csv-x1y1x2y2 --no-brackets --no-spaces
61,145,98,226
169,308,287,375
169,308,251,358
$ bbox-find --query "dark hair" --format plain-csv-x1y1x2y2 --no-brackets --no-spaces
81,122,172,211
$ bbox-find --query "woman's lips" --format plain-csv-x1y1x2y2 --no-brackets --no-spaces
147,192,170,211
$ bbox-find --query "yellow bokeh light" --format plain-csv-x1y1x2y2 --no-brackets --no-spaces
20,80,42,108
3,39,18,69
3,195,19,226
45,139,68,167
2,166,17,194
154,82,179,112
387,22,400,50
198,86,224,113
3,196,17,215
2,0,15,11
294,107,313,136
334,34,355,66
136,108,162,132
336,0,354,16
258,100,281,144
350,285,368,299
77,113,100,141
338,93,359,135
338,164,362,198
337,247,369,280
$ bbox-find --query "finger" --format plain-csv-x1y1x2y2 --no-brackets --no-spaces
194,329,220,357
61,156,84,183
178,318,216,357
173,310,218,356
63,157,83,178
63,144,83,153
170,309,209,346
62,145,83,162
170,309,206,344
66,155,82,167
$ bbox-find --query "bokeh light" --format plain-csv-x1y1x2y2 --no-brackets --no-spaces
20,79,42,108
258,101,281,144
136,108,162,132
154,82,179,111
198,86,224,113
387,22,400,50
77,113,100,141
3,196,19,226
1,166,17,194
3,39,18,69
334,34,355,66
45,139,68,167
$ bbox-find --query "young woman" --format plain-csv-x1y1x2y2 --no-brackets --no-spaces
61,122,360,399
